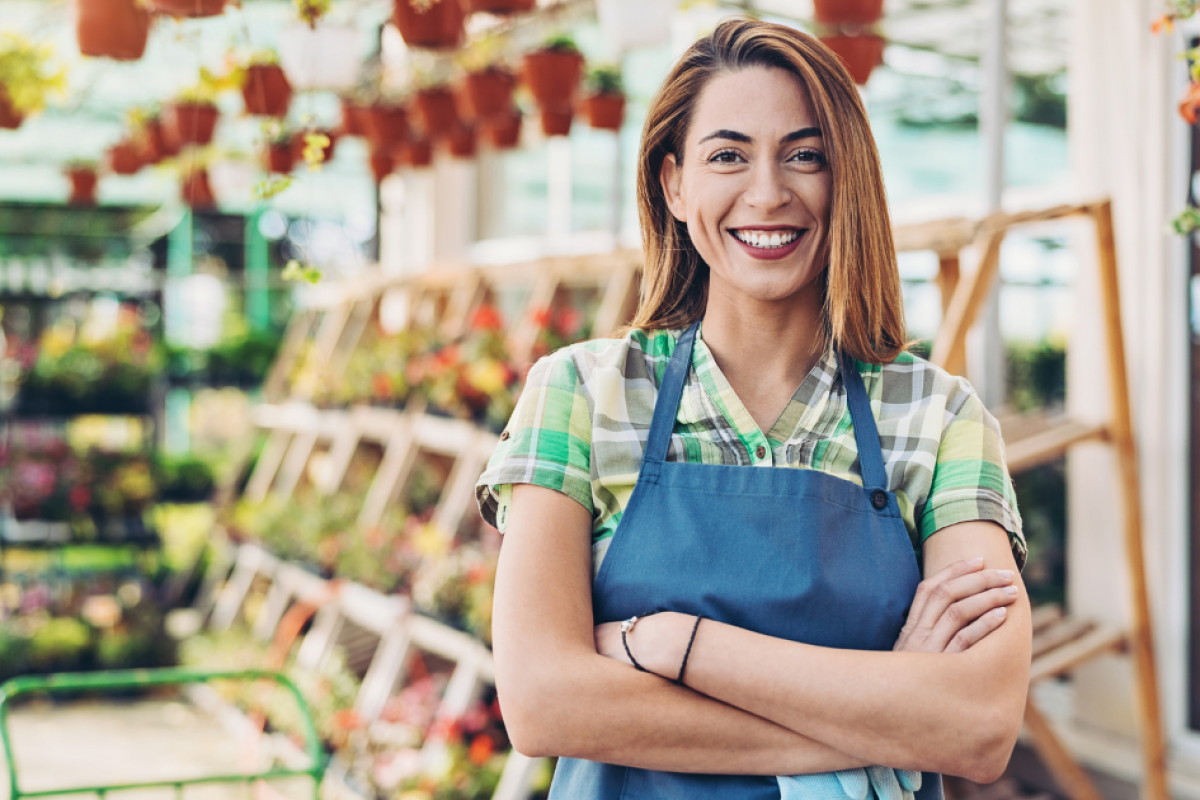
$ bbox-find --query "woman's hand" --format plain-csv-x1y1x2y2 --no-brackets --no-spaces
892,557,1019,654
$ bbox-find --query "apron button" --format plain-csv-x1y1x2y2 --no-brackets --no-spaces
871,489,888,509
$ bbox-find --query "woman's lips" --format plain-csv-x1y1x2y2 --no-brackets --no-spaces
729,230,805,260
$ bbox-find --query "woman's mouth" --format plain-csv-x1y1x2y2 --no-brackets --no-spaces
729,228,805,260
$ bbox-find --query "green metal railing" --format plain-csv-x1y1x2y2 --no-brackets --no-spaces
0,667,327,800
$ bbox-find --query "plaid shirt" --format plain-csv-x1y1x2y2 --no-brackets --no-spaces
476,325,1025,575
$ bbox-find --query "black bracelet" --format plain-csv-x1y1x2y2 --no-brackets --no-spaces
621,616,648,673
675,615,704,686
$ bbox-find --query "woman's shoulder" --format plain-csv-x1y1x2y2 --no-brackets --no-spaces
860,348,987,420
530,327,684,387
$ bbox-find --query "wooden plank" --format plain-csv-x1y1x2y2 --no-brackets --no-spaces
325,297,376,385
440,269,486,339
592,257,640,339
892,217,978,255
1030,616,1093,661
432,430,498,540
1005,419,1109,474
509,265,562,365
1029,625,1126,683
210,545,278,633
930,227,1006,376
319,412,366,496
1021,698,1106,800
244,429,293,505
354,621,414,722
263,310,316,403
293,302,352,401
272,429,319,501
359,419,419,528
1030,604,1064,636
935,253,961,318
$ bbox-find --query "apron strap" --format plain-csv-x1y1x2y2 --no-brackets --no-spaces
838,352,890,493
644,322,700,464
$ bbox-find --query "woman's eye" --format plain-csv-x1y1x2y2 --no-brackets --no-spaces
707,150,744,164
790,149,828,166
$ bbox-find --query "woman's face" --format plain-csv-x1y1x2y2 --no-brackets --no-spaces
661,66,833,310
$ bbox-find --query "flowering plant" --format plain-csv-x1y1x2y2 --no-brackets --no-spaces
410,541,498,642
528,304,591,361
394,696,509,800
315,330,429,409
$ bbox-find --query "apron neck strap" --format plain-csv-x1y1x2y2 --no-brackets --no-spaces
838,352,889,491
644,322,699,464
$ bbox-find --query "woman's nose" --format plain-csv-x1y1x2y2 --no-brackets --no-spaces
743,163,792,212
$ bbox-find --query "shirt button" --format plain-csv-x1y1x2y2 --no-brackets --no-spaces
755,445,766,459
500,430,510,441
871,489,888,509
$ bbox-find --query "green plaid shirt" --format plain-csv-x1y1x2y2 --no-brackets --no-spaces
476,325,1025,575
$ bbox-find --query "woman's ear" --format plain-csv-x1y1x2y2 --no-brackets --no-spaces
660,153,686,222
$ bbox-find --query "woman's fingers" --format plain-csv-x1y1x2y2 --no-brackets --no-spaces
900,558,985,638
926,585,1020,651
942,605,1010,654
910,567,1016,636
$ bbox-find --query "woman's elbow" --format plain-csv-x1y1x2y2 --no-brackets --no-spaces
495,658,589,758
952,700,1024,783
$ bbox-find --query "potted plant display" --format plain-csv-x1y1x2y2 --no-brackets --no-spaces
240,52,292,117
107,139,143,175
414,83,459,138
584,64,625,132
0,32,66,130
263,124,296,173
75,0,150,61
392,0,466,51
66,163,98,205
521,34,583,127
447,125,476,158
539,108,572,137
147,0,227,17
459,66,515,122
278,22,360,91
180,164,216,209
813,0,883,26
166,81,220,146
819,33,885,85
485,109,521,149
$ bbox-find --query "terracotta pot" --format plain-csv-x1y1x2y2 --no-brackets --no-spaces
819,34,885,85
76,0,150,60
139,117,179,163
365,103,410,147
539,107,573,137
148,0,226,16
291,130,339,165
341,98,371,137
392,0,465,50
265,141,295,173
485,109,521,149
0,89,24,130
403,138,433,168
415,87,458,138
370,148,396,183
166,102,219,146
813,0,883,27
521,48,583,111
447,125,476,158
584,92,625,131
67,168,98,205
181,170,216,209
108,141,143,175
461,69,515,122
464,0,534,13
242,64,292,117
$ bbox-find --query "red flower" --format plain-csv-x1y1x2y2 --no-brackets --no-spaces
556,307,583,338
468,734,495,766
331,709,363,731
1180,82,1200,125
371,372,392,400
1152,14,1175,33
471,305,504,331
529,307,553,329
69,485,91,511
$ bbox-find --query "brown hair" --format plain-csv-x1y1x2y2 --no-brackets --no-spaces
628,17,906,364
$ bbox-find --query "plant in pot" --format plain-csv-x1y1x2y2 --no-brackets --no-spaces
180,159,217,210
340,91,372,137
818,31,885,85
403,137,434,168
392,0,466,51
166,77,222,147
261,120,296,173
369,145,396,184
147,0,226,19
414,80,459,139
485,108,521,150
456,38,516,124
75,0,151,61
0,32,66,131
294,0,331,27
239,50,292,117
446,125,476,158
522,34,583,136
584,64,625,132
364,96,410,150
65,161,99,206
291,129,338,168
107,137,143,175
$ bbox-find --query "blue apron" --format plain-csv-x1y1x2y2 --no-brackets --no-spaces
549,322,944,800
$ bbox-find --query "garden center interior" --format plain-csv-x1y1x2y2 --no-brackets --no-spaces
6,0,1200,798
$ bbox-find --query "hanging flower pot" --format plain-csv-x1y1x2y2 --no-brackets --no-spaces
539,107,572,137
403,138,433,168
464,0,534,15
291,130,339,166
521,40,584,111
447,125,476,158
370,147,396,183
108,141,143,175
242,63,292,117
138,116,179,163
0,88,23,130
278,23,361,91
166,101,219,146
365,102,410,148
75,0,150,61
819,34,885,85
264,140,296,173
813,0,883,27
392,0,465,50
460,68,515,122
147,0,226,17
341,97,371,137
66,167,98,205
583,66,626,131
181,169,216,209
595,0,672,51
414,86,458,139
485,109,521,149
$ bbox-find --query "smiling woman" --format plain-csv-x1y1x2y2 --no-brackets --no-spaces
476,17,1029,800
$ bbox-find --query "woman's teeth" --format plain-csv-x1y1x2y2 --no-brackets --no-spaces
732,229,800,248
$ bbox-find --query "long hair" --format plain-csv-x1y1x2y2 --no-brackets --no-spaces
628,17,906,364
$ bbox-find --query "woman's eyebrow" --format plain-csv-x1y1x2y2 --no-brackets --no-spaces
696,127,823,145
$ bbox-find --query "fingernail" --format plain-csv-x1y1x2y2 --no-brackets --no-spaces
993,607,1007,618
998,569,1015,580
1003,585,1018,595
968,557,984,566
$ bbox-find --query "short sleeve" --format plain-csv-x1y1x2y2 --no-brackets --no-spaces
475,349,594,532
918,385,1027,570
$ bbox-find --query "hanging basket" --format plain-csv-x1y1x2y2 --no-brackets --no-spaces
812,0,884,26
415,87,459,139
265,141,296,173
341,98,371,137
819,34,885,85
181,169,216,209
365,103,410,148
67,168,98,205
460,68,515,122
278,23,361,91
76,0,150,60
166,101,219,146
485,110,521,149
595,0,673,51
447,125,476,158
403,138,434,168
108,141,143,175
539,107,573,137
370,147,396,183
584,93,625,132
521,48,583,111
392,0,465,51
0,88,23,130
147,0,226,17
464,0,534,15
242,64,292,117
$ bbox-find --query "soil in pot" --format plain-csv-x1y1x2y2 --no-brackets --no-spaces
447,125,476,158
67,169,98,205
0,88,23,130
461,68,515,122
242,64,292,117
485,110,521,149
148,0,227,17
265,141,296,173
76,0,150,60
819,34,885,85
464,0,534,14
521,48,584,110
540,107,573,137
166,102,219,146
181,170,216,209
108,141,143,175
813,0,883,27
341,98,371,137
584,93,625,131
365,103,410,148
415,87,459,139
392,0,465,50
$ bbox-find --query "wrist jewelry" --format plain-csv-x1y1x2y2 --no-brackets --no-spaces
620,615,648,672
676,615,704,686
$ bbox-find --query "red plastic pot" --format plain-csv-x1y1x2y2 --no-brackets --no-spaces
584,93,625,132
242,64,292,117
0,89,24,130
819,34,885,85
166,102,219,146
539,107,573,137
485,110,521,149
341,98,371,137
813,0,883,27
392,0,465,50
76,0,150,60
415,87,459,139
464,0,534,14
521,48,583,111
108,141,143,175
148,0,226,17
446,125,476,158
67,168,99,205
265,141,296,173
370,148,396,183
181,169,216,209
403,138,434,168
291,130,339,165
365,103,410,147
460,69,515,122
